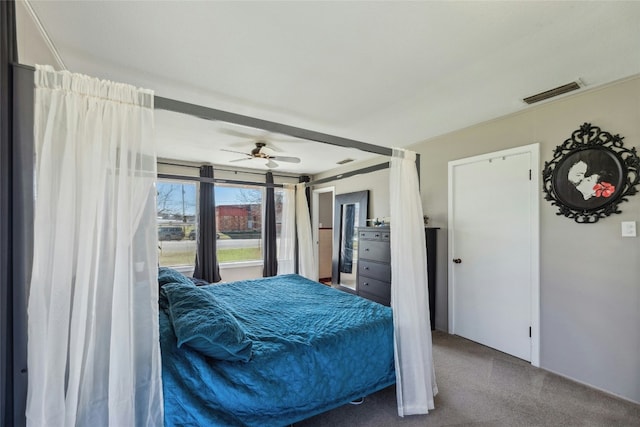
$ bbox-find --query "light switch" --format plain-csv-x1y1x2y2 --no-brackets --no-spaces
621,221,636,237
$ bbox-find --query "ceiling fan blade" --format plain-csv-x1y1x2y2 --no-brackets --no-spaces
271,155,301,164
230,157,252,163
265,159,279,168
221,148,251,156
261,142,282,153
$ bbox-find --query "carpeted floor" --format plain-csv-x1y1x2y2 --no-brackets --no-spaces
295,331,640,426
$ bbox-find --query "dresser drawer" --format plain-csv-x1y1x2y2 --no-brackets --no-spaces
358,229,390,241
359,239,390,261
358,276,391,300
358,260,391,282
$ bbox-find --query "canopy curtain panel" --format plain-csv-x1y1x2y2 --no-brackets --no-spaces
193,165,222,283
27,65,163,427
295,182,318,280
263,171,277,277
278,183,296,274
389,148,438,416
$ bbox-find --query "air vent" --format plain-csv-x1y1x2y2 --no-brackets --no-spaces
336,158,355,165
523,81,581,104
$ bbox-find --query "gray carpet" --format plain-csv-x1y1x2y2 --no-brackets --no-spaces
295,331,640,426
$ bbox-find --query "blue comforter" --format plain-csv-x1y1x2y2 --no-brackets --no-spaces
160,274,395,426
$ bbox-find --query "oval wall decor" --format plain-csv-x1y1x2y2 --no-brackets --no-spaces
542,123,639,223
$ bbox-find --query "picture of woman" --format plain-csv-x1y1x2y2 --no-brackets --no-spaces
542,123,639,223
553,147,622,211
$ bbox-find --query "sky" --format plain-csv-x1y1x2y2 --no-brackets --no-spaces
157,182,263,216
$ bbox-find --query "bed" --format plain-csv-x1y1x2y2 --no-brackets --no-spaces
158,269,396,426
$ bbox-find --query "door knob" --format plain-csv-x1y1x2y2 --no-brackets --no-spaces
453,258,462,264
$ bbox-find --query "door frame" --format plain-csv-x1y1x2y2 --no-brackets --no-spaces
447,143,540,366
311,186,335,277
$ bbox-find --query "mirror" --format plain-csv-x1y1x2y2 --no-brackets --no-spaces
332,190,368,291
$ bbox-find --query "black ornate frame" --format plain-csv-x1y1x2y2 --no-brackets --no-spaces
542,123,639,223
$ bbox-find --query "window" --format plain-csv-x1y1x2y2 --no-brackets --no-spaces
214,183,286,264
215,184,264,263
157,180,197,268
156,178,286,277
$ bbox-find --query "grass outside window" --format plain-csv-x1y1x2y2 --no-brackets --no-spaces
159,247,261,266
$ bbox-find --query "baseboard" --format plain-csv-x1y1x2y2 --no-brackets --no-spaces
541,366,640,406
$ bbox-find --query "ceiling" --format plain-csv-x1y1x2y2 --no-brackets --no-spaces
19,1,640,174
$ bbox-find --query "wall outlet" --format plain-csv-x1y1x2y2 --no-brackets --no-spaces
621,221,636,237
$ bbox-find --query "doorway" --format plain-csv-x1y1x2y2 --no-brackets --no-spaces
312,187,334,285
448,144,540,366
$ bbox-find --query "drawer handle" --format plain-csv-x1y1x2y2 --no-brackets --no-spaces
364,266,369,270
363,282,369,286
365,248,370,251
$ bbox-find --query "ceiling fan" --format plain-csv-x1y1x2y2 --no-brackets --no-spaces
221,142,301,169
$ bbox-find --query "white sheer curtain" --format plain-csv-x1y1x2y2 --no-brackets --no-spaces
278,184,296,274
27,65,163,427
389,148,438,416
295,183,318,280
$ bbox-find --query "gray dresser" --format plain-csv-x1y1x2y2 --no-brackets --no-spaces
356,227,391,306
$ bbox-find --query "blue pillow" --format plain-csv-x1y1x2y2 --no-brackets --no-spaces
158,267,193,286
162,283,253,362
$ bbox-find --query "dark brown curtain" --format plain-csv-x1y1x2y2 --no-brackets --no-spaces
263,172,277,277
193,166,221,283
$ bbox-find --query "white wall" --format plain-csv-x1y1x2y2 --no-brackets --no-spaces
411,76,640,404
313,157,391,221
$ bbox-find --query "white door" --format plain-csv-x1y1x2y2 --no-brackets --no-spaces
448,144,539,363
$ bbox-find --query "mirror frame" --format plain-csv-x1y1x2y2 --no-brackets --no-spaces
331,190,369,291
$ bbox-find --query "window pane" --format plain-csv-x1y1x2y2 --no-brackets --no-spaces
157,181,197,268
215,184,262,263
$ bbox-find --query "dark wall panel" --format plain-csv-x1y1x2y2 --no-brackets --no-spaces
11,64,34,427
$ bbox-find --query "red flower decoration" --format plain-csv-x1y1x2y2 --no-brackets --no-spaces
593,181,616,198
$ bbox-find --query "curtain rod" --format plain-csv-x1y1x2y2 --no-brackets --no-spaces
157,160,298,180
158,173,285,189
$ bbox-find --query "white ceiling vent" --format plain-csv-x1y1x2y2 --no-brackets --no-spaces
523,81,582,104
